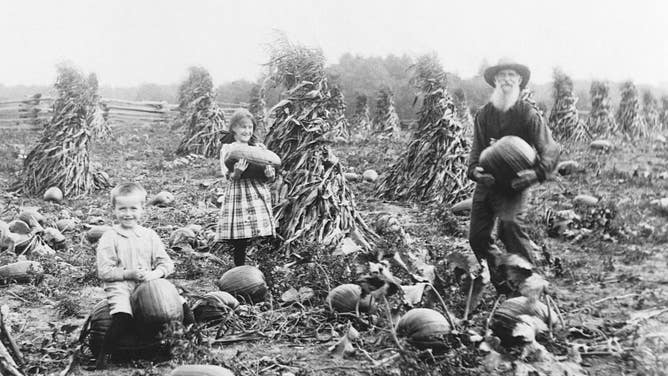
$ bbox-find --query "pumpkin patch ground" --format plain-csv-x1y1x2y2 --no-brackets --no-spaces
0,121,667,375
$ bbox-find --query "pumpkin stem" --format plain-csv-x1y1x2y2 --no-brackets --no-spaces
426,283,458,331
382,296,404,351
485,295,503,335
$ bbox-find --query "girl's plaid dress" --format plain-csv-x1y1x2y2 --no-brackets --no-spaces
216,143,277,240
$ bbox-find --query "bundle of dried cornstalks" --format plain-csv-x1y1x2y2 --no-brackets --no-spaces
549,69,589,143
642,90,661,135
377,54,473,205
372,86,401,138
264,36,376,248
327,85,350,140
174,67,227,157
248,83,267,139
660,96,668,131
451,88,474,137
351,94,371,134
20,65,109,197
520,89,545,118
587,81,617,136
617,81,648,139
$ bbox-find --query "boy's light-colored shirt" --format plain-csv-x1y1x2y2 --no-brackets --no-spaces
96,225,174,282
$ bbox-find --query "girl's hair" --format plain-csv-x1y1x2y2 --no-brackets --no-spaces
223,108,258,145
110,182,147,206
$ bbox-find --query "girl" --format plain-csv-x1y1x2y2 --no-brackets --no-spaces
217,109,277,266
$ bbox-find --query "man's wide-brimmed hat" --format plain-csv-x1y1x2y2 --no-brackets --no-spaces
484,58,531,89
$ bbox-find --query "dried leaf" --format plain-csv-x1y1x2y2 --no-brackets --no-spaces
334,237,361,256
519,274,549,300
401,283,428,306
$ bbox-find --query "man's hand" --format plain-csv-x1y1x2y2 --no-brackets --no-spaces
473,167,495,187
511,169,538,191
232,159,248,180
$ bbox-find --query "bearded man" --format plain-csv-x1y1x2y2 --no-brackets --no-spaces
467,59,560,295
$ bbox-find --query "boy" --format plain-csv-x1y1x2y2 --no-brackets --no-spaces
95,182,193,369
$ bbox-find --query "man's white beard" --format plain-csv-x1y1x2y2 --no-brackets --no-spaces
490,85,521,112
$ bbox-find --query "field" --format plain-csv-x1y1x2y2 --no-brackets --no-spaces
0,119,667,376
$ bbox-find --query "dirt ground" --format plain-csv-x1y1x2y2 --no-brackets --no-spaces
0,120,666,376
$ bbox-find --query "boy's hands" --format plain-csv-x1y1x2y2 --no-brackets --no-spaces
141,270,164,281
124,268,163,282
123,269,141,281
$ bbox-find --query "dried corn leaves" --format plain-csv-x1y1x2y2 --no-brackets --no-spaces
587,81,617,136
642,90,661,135
451,88,474,137
264,38,376,248
549,69,589,143
372,86,401,138
175,67,227,158
377,54,473,205
520,89,545,118
660,96,668,130
617,81,648,139
21,65,109,197
248,83,267,139
351,94,371,134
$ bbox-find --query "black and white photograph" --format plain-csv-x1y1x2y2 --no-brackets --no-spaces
0,0,666,375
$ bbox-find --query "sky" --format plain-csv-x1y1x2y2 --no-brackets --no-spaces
1,0,666,87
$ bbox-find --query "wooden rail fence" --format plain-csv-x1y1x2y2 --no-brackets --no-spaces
0,94,247,130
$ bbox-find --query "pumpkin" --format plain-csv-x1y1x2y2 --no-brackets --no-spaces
224,144,281,181
169,365,235,376
362,169,379,182
130,279,184,324
55,218,77,232
224,144,281,169
0,260,43,283
491,296,559,347
169,227,197,247
192,291,240,324
86,300,163,357
573,194,598,206
86,225,112,243
8,220,31,235
326,284,372,313
589,139,613,151
556,160,583,176
343,172,362,182
149,191,175,207
18,210,46,227
216,265,267,304
43,227,66,244
396,308,451,345
44,187,64,202
479,136,536,186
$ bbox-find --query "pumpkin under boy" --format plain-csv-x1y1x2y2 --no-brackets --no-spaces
95,182,194,369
